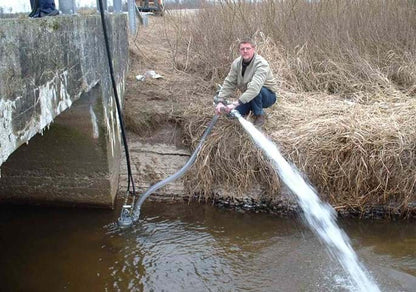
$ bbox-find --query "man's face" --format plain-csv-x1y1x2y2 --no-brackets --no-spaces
239,43,255,61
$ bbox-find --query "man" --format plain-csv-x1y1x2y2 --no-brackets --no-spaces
29,0,59,18
215,39,278,127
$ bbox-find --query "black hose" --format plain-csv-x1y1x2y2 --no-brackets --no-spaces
131,114,219,222
97,0,136,196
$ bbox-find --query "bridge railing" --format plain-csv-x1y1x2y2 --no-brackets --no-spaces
58,0,136,33
58,0,122,14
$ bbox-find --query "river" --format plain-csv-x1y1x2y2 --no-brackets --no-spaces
0,200,414,291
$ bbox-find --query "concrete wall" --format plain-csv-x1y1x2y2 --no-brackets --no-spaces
0,14,128,207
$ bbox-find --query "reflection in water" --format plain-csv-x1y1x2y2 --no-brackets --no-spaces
0,202,414,291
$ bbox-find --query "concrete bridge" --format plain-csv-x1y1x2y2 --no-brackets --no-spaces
0,14,128,207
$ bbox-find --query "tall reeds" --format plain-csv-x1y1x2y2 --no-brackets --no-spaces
170,0,415,99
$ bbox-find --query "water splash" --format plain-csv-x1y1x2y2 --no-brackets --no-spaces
236,116,380,292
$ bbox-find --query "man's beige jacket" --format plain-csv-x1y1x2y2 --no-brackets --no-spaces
218,53,278,104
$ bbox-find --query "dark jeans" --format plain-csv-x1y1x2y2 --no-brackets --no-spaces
236,87,277,116
39,0,56,11
30,0,57,17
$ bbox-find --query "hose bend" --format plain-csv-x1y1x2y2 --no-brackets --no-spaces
130,114,219,222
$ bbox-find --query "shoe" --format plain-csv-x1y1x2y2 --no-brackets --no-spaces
29,8,38,17
29,8,40,18
48,9,60,16
253,115,265,128
39,9,60,17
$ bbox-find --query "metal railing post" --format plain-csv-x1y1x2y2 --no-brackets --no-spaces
114,0,122,12
127,0,137,34
59,0,76,14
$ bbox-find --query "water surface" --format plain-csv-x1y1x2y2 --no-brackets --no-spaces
0,201,414,291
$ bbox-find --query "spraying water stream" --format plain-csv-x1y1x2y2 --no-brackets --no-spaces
234,111,380,292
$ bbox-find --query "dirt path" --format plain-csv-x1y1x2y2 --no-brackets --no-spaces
119,15,212,200
124,14,211,138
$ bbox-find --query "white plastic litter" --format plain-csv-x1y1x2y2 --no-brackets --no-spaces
135,70,163,81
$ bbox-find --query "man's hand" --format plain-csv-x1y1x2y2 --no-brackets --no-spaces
225,101,239,113
215,102,227,115
216,101,240,115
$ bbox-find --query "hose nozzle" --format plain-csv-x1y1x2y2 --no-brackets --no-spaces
230,109,242,119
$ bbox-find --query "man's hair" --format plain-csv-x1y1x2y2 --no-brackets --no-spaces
238,38,256,48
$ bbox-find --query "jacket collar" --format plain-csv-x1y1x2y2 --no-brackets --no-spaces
239,53,257,65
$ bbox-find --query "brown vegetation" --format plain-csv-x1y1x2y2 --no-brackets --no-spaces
126,0,416,217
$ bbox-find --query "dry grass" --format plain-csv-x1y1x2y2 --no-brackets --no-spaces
270,94,416,213
181,93,416,215
182,107,281,199
180,0,416,100
129,1,416,216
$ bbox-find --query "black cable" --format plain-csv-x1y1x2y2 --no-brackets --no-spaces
97,0,136,197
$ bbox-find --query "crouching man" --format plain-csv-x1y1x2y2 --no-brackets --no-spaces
216,38,278,127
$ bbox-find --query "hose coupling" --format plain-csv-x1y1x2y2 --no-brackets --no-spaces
230,109,242,119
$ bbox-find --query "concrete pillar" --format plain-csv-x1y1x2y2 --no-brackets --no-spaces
0,85,121,207
59,0,76,14
128,0,137,34
0,15,128,208
113,0,122,12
